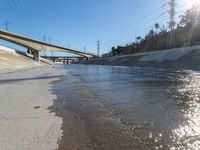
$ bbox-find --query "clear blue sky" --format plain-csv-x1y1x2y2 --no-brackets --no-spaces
0,0,192,56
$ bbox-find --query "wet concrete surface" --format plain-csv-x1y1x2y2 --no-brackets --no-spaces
51,64,200,150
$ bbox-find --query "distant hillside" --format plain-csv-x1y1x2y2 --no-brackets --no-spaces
0,46,42,74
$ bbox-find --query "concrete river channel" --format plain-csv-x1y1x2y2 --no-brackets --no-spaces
0,64,200,150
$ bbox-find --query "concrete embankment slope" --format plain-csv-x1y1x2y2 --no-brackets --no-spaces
0,46,42,74
89,46,200,70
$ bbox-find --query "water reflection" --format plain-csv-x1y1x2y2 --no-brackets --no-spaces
64,65,200,149
170,71,200,150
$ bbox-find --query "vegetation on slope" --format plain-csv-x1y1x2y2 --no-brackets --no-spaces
110,5,200,56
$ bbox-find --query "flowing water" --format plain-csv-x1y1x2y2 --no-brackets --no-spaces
59,64,200,149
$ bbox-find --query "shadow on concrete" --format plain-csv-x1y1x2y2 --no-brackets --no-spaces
0,75,64,84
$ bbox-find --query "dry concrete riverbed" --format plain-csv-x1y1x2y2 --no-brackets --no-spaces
0,65,63,150
0,64,200,150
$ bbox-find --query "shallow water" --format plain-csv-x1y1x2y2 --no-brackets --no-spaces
61,64,200,149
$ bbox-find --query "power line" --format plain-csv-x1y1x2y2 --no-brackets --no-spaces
106,18,168,46
103,1,182,49
0,1,24,32
100,1,186,54
102,2,169,45
103,13,168,46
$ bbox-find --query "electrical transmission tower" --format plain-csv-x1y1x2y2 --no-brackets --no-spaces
168,0,176,48
97,39,100,57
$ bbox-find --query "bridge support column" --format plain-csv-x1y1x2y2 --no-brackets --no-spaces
86,57,90,63
33,50,40,62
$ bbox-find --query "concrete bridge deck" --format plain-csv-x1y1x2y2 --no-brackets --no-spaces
0,30,96,62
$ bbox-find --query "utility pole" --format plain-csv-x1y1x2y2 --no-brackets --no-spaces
43,35,46,56
168,0,176,48
97,39,100,57
84,46,86,53
49,37,53,57
2,20,11,31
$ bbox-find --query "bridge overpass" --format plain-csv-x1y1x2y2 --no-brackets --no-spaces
41,56,84,64
0,30,96,62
